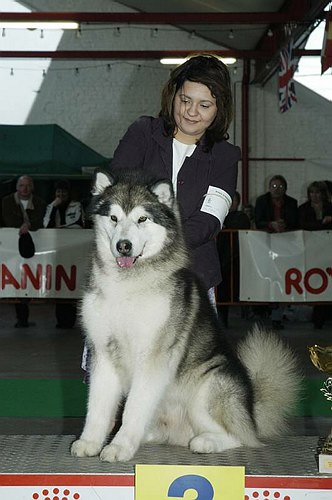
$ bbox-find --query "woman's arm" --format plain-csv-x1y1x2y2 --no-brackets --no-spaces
181,145,240,249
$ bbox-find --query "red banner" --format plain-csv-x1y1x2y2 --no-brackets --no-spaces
321,12,332,74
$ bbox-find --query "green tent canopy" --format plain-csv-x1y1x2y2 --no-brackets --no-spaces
0,124,109,177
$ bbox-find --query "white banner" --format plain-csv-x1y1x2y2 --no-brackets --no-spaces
2,228,332,302
0,228,93,299
239,230,332,302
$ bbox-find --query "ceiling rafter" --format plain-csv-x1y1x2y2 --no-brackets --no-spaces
0,3,328,85
0,49,321,59
0,11,326,24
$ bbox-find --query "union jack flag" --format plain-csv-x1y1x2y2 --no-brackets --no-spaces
278,38,297,113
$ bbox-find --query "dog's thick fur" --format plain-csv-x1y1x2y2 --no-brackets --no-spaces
71,168,300,463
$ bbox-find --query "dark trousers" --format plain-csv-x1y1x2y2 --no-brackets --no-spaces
312,305,329,328
15,300,30,323
55,302,77,328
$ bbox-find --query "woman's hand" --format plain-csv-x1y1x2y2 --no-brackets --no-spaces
19,222,31,235
322,215,332,225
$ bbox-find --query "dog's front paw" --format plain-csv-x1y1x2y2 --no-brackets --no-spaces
189,432,242,454
100,442,135,462
190,434,219,453
71,438,102,457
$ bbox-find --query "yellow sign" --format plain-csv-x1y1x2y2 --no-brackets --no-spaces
135,464,245,500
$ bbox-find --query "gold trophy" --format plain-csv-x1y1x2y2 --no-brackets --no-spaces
308,344,332,473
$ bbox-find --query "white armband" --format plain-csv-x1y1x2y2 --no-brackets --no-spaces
200,186,232,227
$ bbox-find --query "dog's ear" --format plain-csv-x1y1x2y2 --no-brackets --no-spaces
92,169,115,195
149,179,174,208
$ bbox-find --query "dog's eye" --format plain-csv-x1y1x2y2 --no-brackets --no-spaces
110,215,118,223
138,216,147,223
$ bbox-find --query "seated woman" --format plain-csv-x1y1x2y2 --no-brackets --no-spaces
44,179,84,328
43,179,83,229
298,180,332,231
298,181,332,329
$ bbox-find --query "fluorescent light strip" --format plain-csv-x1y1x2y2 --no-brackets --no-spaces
160,57,237,65
0,22,79,30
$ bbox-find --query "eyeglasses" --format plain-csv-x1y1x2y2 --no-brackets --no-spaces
270,184,285,190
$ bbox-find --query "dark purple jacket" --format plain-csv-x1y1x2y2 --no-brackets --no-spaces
111,116,240,289
298,200,332,230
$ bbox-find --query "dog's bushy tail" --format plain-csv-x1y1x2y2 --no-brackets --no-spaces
237,324,302,438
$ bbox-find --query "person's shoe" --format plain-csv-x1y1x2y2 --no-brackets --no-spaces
14,321,35,328
15,321,29,328
272,320,284,330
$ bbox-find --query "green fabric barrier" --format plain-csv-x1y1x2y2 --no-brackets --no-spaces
0,378,330,417
0,124,109,175
0,379,87,417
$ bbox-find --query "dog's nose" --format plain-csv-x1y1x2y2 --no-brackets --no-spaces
116,239,132,255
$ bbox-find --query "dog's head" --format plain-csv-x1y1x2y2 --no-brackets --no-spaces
89,168,181,268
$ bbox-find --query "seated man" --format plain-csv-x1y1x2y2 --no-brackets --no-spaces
1,175,46,327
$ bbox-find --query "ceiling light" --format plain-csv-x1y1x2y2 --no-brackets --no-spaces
0,22,79,30
160,57,237,66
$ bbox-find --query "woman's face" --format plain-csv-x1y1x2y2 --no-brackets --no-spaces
309,188,322,204
55,188,69,203
173,80,217,144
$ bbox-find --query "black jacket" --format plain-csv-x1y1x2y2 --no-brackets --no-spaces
255,192,298,232
110,116,241,289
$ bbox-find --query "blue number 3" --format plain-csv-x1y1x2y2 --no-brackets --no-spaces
168,474,214,500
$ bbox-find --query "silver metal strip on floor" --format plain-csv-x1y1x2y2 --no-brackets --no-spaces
0,435,327,476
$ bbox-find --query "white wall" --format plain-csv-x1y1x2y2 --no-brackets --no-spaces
9,1,332,205
247,75,332,206
21,0,228,157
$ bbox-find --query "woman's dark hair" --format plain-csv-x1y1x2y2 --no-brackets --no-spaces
159,54,233,149
307,181,329,203
54,179,71,192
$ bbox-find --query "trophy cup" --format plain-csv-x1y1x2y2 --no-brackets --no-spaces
308,344,332,473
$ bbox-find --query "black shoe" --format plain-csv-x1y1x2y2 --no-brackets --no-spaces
14,321,35,328
272,320,284,330
15,321,29,328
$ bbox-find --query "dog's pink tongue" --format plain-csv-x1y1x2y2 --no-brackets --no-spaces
116,256,136,268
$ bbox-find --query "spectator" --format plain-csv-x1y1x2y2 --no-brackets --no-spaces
80,179,94,229
298,180,332,329
254,175,298,329
217,191,251,327
1,175,46,327
44,179,84,328
43,179,83,229
255,175,298,232
298,181,332,231
323,180,332,203
222,191,251,229
242,203,255,229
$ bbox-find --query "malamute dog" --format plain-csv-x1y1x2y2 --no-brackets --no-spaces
71,168,300,463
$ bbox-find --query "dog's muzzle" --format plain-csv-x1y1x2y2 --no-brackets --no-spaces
116,239,139,269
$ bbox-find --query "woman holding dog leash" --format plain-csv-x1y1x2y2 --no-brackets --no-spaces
82,54,240,373
111,54,240,298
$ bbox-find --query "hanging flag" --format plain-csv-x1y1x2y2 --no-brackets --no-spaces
321,12,332,74
278,38,297,113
